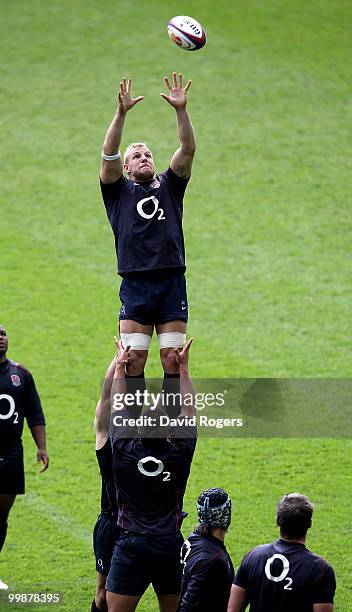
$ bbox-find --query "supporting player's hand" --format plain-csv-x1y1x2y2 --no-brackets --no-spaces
118,77,144,114
160,72,191,109
174,337,193,368
114,336,131,367
37,449,49,472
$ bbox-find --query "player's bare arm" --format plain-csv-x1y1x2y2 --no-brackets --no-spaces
227,584,247,612
175,337,195,417
30,425,49,472
100,77,144,185
313,605,334,612
161,72,196,179
94,357,117,449
110,338,130,411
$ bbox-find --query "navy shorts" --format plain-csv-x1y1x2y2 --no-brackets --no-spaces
93,512,120,576
119,271,188,325
106,531,184,596
0,454,25,495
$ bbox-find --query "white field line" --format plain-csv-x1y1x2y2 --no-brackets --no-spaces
20,492,92,546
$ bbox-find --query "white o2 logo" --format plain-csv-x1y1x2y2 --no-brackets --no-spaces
0,394,18,422
137,456,171,481
180,539,191,573
265,554,293,590
137,196,165,221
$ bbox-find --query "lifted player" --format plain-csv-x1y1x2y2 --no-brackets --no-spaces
178,487,234,612
105,337,196,612
92,357,120,612
0,324,48,590
227,493,336,612
100,73,196,414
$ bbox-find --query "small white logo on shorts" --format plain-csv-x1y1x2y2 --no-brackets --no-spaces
98,559,104,569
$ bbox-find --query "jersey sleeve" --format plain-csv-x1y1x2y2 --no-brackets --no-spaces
163,167,190,199
100,177,126,225
233,555,250,590
109,408,138,444
311,560,336,604
23,370,46,428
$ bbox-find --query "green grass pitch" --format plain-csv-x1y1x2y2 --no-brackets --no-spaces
1,0,351,610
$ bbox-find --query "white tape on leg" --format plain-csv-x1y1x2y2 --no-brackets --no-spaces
120,333,152,351
158,332,186,349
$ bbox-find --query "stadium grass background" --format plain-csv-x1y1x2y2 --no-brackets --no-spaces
1,0,351,609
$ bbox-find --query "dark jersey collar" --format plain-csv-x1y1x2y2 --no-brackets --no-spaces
194,528,227,551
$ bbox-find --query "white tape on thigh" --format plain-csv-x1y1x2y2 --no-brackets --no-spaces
120,333,151,351
158,332,186,349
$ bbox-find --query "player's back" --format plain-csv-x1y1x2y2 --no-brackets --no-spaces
178,530,234,612
234,539,336,612
110,410,197,534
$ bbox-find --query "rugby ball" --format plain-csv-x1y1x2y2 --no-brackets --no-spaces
167,16,206,51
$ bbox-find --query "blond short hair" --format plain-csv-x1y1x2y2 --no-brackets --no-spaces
124,143,149,165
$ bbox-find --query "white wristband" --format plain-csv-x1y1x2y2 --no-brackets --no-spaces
101,151,121,161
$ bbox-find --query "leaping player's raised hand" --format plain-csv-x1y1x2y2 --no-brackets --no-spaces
118,77,144,114
160,72,191,109
114,336,131,366
174,337,194,368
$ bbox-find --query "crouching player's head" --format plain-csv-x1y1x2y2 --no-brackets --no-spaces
196,488,231,540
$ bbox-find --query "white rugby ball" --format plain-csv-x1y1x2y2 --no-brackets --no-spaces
167,15,206,51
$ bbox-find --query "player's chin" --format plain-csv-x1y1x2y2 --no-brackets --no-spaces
137,167,154,181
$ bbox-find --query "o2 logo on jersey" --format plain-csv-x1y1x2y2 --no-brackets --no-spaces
265,553,293,590
180,539,191,573
0,394,19,423
137,456,171,481
136,196,165,221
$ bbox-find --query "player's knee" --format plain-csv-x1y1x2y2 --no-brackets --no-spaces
95,587,108,611
127,350,148,376
160,348,179,374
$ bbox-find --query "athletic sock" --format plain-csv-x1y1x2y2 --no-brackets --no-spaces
162,372,181,418
125,371,146,418
0,520,8,553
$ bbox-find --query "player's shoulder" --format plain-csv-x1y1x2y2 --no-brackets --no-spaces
242,542,275,563
8,359,31,376
4,360,32,386
188,531,228,559
100,175,128,195
250,542,275,555
305,549,335,574
160,167,189,183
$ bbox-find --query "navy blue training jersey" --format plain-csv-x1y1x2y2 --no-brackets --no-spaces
178,530,234,612
109,409,197,534
100,168,189,276
0,359,45,457
96,438,118,517
234,539,336,611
